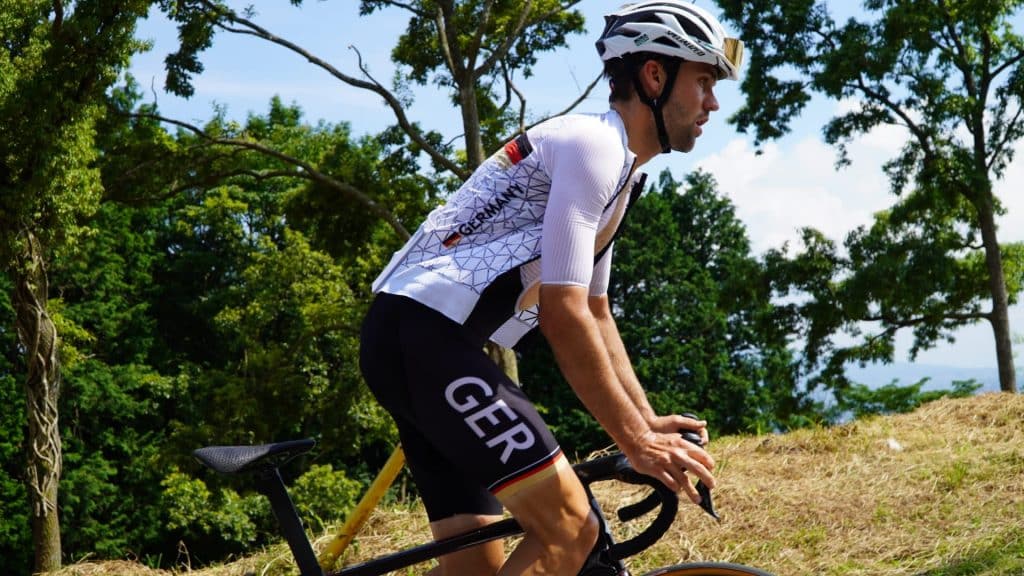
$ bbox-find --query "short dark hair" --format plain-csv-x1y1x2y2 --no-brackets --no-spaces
602,54,681,103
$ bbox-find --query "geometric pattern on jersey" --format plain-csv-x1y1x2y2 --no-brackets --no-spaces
372,112,642,348
403,140,550,295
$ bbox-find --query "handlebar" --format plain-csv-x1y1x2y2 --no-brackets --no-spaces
572,416,720,561
572,453,678,561
614,426,720,523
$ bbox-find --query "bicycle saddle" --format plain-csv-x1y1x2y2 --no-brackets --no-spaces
193,438,316,474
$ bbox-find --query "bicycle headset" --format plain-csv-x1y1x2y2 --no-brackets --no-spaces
595,0,745,154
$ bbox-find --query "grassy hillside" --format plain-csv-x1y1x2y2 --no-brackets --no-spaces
58,393,1024,576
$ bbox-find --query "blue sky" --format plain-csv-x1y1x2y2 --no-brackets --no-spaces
129,1,1024,373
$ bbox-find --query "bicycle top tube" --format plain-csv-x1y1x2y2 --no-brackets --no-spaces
193,438,682,576
332,450,679,576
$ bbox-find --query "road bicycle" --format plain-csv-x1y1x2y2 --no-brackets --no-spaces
193,429,775,576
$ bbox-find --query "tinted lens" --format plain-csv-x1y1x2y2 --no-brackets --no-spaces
723,37,744,70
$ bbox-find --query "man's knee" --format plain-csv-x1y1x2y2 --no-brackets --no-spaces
528,493,600,570
567,508,601,565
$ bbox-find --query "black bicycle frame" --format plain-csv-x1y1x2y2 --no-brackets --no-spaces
194,439,681,576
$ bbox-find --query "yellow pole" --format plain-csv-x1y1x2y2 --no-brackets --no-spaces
318,445,406,570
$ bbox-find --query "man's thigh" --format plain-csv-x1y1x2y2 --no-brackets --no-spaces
371,294,567,518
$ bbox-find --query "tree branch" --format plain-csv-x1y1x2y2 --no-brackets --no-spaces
471,0,585,83
474,0,533,81
170,168,300,193
526,72,602,131
51,0,63,34
132,112,410,240
991,51,1024,80
436,1,466,76
862,310,988,325
502,62,528,134
850,77,934,158
199,0,468,180
987,103,1024,173
468,0,498,70
937,0,978,100
373,0,429,17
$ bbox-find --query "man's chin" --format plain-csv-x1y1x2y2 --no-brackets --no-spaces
673,140,697,153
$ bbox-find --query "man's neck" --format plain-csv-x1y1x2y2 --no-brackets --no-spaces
611,99,661,167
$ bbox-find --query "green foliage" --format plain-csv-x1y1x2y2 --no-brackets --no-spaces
717,0,1024,156
609,170,805,435
1,2,155,572
826,378,982,423
365,0,584,85
361,0,586,160
5,83,423,566
289,464,362,532
136,100,407,464
0,0,151,262
0,277,30,571
161,471,263,552
764,212,1024,388
159,0,220,98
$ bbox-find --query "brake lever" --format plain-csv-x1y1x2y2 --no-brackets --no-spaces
681,414,720,522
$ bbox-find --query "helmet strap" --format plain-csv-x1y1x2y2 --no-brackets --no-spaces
631,58,681,154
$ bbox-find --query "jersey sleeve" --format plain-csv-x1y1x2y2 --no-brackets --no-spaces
538,119,627,288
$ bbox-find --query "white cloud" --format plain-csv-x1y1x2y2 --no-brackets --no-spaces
694,132,896,254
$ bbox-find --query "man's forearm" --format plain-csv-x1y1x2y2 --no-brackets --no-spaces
539,285,651,450
589,295,656,424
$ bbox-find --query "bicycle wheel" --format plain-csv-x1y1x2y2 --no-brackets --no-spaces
640,562,776,576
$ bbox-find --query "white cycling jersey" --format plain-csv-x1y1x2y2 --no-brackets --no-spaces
372,110,646,348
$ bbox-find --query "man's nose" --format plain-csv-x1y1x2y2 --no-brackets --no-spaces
705,89,720,112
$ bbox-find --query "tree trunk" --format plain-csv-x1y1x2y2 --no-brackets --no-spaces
977,196,1018,393
459,81,485,170
12,232,63,573
486,342,519,383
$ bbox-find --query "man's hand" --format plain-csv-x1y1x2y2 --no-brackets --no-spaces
648,414,710,446
622,429,715,506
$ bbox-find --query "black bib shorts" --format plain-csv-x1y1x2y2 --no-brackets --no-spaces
359,293,565,521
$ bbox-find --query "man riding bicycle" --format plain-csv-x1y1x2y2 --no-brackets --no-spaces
360,2,744,574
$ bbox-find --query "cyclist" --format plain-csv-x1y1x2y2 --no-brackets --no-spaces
360,2,743,574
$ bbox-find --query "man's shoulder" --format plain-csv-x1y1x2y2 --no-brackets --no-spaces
531,111,628,158
534,111,622,138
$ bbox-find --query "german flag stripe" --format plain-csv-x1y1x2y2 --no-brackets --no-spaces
491,450,567,499
503,133,534,165
442,232,462,248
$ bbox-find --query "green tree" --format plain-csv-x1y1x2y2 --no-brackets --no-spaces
127,101,424,457
0,275,31,571
716,0,1024,393
163,0,592,379
37,95,424,566
0,1,150,570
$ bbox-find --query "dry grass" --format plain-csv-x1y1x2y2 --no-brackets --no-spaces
56,393,1024,576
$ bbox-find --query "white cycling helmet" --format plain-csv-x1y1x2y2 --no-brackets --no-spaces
596,0,744,81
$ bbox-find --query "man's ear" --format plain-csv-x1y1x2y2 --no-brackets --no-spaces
639,59,665,98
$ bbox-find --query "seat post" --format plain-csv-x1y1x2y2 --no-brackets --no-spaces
254,466,324,576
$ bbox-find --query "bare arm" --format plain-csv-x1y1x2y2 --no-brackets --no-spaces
538,284,715,501
588,294,710,445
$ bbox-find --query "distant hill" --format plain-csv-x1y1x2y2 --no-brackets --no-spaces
846,362,1014,393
